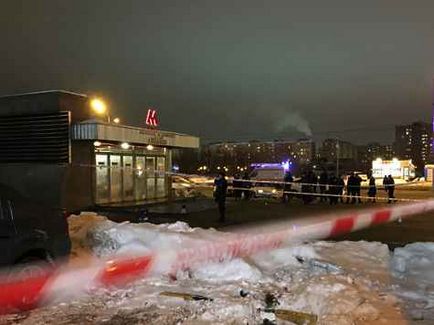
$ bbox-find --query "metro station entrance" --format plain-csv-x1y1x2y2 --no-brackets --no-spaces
94,147,167,205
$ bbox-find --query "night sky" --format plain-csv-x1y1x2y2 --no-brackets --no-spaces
2,0,434,144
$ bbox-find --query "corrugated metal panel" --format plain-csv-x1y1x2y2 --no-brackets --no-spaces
0,112,70,163
71,123,97,139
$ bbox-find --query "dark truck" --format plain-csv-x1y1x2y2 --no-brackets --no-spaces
0,184,70,275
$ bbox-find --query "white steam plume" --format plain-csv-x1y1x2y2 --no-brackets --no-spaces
274,110,312,137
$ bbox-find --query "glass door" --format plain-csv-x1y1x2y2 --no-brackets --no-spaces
146,157,155,199
135,156,146,201
110,154,122,202
156,156,166,198
95,154,109,204
123,155,134,201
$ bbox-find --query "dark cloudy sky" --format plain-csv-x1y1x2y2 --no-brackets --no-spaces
2,0,434,144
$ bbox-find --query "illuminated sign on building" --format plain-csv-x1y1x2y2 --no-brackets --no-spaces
145,108,158,127
372,158,415,180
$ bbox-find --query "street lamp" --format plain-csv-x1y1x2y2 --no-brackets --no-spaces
90,98,107,115
90,97,118,123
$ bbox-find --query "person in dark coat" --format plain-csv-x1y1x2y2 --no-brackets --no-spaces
386,174,395,203
353,173,363,203
382,175,388,189
214,172,228,222
346,172,356,204
318,170,329,202
383,175,389,202
309,171,318,195
328,173,339,205
367,172,377,203
282,171,294,203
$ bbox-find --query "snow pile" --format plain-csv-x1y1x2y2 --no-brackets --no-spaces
391,243,434,316
68,213,267,283
69,213,203,257
10,213,427,324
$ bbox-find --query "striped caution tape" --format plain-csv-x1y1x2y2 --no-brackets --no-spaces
225,186,421,203
0,199,434,314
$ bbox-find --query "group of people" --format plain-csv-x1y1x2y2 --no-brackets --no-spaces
213,169,398,223
283,170,396,205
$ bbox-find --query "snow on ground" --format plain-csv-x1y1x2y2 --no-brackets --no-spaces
391,243,434,320
1,213,433,325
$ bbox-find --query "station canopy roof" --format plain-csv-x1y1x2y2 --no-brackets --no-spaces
71,120,199,149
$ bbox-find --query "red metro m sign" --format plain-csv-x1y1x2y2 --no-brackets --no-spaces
145,108,158,127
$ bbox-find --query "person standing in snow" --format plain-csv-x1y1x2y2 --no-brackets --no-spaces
214,172,228,222
367,172,377,203
386,174,395,203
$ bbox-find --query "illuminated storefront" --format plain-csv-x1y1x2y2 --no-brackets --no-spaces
372,158,415,180
72,121,199,205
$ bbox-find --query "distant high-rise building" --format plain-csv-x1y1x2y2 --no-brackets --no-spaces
202,139,315,173
357,142,394,171
319,139,358,161
318,138,359,173
394,121,432,171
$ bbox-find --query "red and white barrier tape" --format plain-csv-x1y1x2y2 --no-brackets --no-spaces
1,199,434,314
227,187,420,203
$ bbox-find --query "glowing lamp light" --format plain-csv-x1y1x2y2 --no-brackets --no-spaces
113,117,120,124
90,98,107,115
93,141,102,147
146,144,154,151
121,142,130,150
